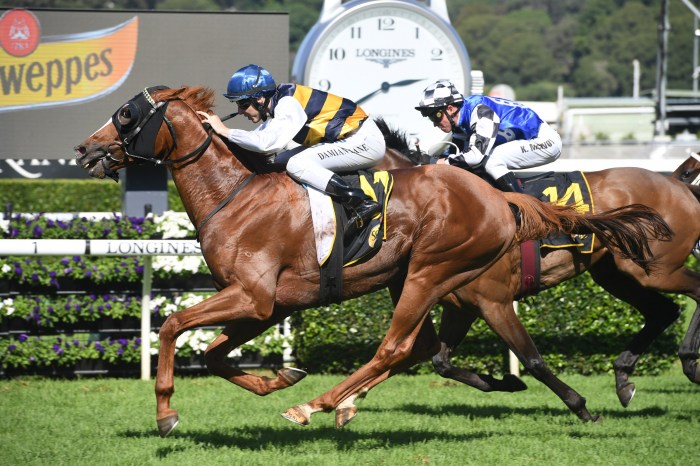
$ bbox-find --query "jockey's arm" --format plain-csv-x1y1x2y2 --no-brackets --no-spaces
226,96,307,154
447,104,500,169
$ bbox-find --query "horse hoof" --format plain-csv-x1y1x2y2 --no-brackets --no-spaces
278,367,307,386
503,374,528,392
157,414,180,438
335,406,358,429
281,406,309,426
617,383,636,408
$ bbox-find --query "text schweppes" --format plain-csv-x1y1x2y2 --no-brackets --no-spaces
0,14,138,113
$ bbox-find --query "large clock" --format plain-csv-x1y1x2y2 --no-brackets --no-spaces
292,0,472,154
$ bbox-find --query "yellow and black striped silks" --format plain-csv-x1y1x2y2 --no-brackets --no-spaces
271,84,367,146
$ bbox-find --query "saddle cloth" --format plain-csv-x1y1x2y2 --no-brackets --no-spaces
520,171,596,253
308,169,393,266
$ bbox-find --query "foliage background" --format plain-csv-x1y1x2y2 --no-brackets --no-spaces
0,180,690,376
1,0,694,100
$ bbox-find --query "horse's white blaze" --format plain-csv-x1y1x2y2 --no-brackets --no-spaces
89,119,112,138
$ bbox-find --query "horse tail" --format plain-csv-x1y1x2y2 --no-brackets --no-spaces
503,193,674,274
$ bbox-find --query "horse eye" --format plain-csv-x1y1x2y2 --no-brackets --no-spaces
682,170,691,180
118,105,132,126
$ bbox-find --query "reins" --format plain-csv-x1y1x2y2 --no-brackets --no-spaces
117,87,257,241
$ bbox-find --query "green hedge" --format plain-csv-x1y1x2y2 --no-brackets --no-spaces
0,179,185,213
0,179,690,376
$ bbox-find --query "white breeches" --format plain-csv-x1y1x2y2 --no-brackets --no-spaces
484,123,562,180
284,119,386,192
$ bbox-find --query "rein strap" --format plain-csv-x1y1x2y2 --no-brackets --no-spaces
196,173,255,241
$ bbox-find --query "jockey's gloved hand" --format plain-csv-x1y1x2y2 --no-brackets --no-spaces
447,146,486,169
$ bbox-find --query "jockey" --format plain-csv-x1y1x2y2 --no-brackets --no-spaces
415,79,561,192
198,64,385,233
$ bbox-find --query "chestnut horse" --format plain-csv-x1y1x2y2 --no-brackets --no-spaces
292,127,700,428
75,87,667,436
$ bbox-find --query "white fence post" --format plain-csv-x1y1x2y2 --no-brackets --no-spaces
141,256,153,380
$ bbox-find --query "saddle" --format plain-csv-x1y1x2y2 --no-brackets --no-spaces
516,170,595,297
308,169,393,305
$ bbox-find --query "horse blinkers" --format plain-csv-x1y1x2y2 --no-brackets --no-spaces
111,86,171,167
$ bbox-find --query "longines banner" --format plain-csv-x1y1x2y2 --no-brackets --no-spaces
0,8,289,177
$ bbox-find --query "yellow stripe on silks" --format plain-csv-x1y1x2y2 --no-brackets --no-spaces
292,85,313,110
304,93,343,146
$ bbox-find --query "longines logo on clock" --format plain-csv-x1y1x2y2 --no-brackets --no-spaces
355,48,415,59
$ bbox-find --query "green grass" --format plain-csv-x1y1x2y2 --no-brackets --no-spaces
0,370,698,465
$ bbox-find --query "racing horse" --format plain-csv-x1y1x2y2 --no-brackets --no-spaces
289,126,700,428
74,86,669,436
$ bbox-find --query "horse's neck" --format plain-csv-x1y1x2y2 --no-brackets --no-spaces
168,138,257,226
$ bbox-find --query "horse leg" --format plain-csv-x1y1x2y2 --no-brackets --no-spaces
333,315,442,428
281,287,437,426
589,254,690,406
432,299,528,392
204,312,307,394
480,300,599,422
679,304,700,384
155,282,277,437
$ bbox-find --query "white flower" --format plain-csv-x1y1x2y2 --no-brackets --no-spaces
0,219,9,234
2,298,14,316
153,211,195,239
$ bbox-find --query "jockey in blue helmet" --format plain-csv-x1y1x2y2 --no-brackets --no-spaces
415,79,561,193
198,64,386,237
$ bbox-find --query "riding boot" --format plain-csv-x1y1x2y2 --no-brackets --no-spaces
325,175,381,239
495,172,524,193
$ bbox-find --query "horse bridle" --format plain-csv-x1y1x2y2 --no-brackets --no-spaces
111,86,255,239
109,87,214,176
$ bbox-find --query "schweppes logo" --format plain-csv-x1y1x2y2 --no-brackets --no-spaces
0,10,138,113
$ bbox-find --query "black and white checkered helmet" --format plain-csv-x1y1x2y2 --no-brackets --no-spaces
415,79,464,110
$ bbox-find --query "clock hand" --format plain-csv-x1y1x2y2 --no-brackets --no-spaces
356,78,427,105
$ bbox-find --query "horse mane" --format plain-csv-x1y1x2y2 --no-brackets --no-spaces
153,85,216,113
374,117,425,166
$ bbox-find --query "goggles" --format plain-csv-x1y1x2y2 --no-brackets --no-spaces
419,107,445,124
232,98,254,110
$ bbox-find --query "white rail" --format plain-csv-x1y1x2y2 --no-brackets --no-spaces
1,239,201,380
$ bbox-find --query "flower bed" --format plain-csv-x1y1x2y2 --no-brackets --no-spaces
0,212,291,376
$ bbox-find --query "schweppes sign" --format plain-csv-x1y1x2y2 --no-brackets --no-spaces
0,9,138,113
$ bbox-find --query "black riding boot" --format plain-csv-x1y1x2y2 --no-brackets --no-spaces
495,172,524,193
325,175,381,238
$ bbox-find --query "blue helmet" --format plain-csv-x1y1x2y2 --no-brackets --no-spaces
223,64,276,101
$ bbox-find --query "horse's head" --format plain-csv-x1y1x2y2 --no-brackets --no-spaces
672,152,700,186
74,85,215,181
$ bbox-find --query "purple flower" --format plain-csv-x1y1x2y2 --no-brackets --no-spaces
30,273,39,281
32,225,43,237
94,342,105,353
52,344,64,355
8,344,16,352
117,338,128,347
72,256,81,263
49,271,56,278
60,258,69,266
18,334,28,342
117,347,124,356
14,266,22,275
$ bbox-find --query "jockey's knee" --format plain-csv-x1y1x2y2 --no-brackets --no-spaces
286,156,307,181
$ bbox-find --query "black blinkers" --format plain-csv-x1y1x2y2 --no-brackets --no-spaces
112,85,170,160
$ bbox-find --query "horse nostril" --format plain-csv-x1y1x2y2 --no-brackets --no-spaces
74,145,86,155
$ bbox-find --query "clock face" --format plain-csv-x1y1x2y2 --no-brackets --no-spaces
301,1,470,153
